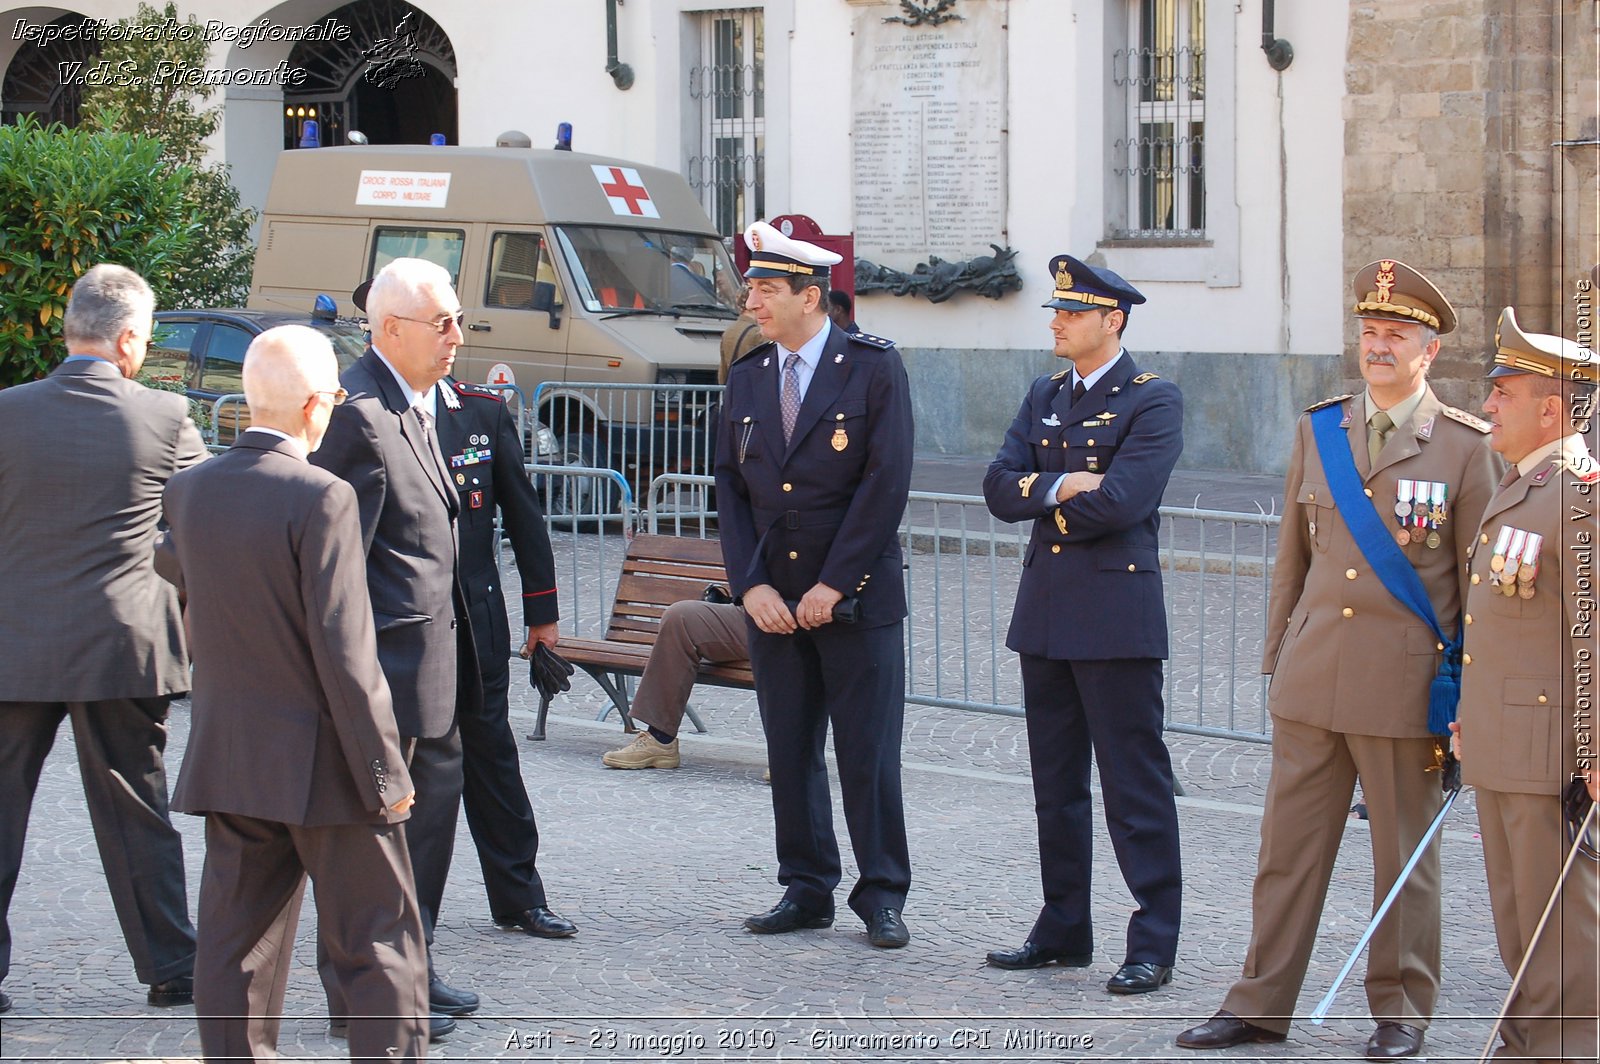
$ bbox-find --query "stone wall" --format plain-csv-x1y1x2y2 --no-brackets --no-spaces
1344,0,1594,410
900,346,1343,476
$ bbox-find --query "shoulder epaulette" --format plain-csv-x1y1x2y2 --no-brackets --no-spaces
731,338,776,366
847,331,894,350
1131,372,1160,385
1440,406,1492,433
1304,393,1354,413
1050,368,1070,381
453,380,505,402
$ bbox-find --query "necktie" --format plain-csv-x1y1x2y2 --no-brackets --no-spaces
1498,464,1521,490
1367,410,1394,466
1071,379,1087,405
414,406,433,442
781,352,802,443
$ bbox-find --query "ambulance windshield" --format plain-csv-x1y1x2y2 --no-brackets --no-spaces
554,226,742,318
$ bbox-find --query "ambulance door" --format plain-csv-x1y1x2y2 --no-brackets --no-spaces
458,227,569,397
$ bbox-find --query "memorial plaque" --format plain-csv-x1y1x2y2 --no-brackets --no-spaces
852,0,1007,264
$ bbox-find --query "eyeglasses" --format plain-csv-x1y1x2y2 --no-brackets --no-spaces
393,310,466,335
310,388,347,405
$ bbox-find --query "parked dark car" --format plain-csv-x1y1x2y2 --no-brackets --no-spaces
148,301,369,443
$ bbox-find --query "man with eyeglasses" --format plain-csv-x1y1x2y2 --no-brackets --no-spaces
310,256,480,1038
350,276,579,944
0,263,203,1016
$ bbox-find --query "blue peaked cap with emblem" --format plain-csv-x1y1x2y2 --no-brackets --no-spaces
1042,254,1146,315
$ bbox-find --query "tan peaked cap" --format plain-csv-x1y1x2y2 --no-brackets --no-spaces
1352,258,1457,335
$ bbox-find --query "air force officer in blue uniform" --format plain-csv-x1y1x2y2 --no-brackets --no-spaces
983,255,1184,994
714,221,915,949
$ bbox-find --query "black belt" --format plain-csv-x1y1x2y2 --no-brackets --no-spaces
753,505,849,530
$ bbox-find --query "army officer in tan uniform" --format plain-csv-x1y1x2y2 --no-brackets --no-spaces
1451,307,1598,1064
1178,261,1499,1060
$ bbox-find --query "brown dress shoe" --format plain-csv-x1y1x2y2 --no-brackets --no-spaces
1175,1010,1288,1049
1365,1022,1423,1060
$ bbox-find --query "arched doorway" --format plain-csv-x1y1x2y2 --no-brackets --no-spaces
284,0,457,148
1,13,98,126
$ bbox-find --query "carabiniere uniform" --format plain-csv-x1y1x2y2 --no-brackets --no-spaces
433,375,563,920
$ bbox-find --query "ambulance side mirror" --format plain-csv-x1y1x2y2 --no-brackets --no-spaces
532,281,561,329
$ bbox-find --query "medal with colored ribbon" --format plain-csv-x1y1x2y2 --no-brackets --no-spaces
1423,482,1446,549
1394,479,1416,547
1515,531,1542,599
1499,529,1527,595
1488,525,1514,575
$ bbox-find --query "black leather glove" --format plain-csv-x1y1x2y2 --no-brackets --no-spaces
530,643,575,702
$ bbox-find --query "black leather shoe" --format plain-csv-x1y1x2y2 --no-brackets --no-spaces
428,976,479,1016
866,908,910,949
1175,1010,1287,1049
743,900,833,934
1106,961,1173,994
0,989,11,1013
986,942,1093,970
146,976,193,1007
496,906,578,938
1365,1022,1423,1060
329,1013,455,1041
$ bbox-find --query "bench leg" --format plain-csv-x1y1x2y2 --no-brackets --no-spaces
683,703,708,735
531,691,552,741
587,669,636,732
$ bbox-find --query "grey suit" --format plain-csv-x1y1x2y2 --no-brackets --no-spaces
0,357,202,994
309,349,481,968
160,431,427,1061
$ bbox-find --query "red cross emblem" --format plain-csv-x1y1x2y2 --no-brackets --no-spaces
592,164,659,218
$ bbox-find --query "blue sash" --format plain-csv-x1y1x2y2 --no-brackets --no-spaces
1309,404,1459,735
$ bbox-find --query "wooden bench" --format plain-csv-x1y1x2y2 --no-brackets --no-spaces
530,533,754,740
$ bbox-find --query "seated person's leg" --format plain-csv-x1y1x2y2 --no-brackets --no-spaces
602,602,748,769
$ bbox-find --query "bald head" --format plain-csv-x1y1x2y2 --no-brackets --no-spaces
243,326,342,449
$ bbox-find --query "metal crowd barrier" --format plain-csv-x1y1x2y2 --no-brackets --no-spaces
206,392,249,449
621,475,1282,743
480,382,530,443
531,381,723,518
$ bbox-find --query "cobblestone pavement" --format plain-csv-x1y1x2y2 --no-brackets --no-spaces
0,463,1512,1063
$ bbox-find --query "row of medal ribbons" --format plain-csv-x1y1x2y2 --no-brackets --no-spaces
1395,479,1449,549
1488,526,1542,600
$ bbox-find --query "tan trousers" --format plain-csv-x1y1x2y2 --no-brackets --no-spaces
630,600,749,736
1223,715,1443,1034
1477,787,1599,1063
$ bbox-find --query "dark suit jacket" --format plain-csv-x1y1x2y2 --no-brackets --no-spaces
159,432,411,825
983,354,1183,660
714,323,914,629
435,377,558,663
0,357,207,702
310,350,465,738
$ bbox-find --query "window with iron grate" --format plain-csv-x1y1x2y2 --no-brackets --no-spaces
687,8,765,239
1112,0,1206,241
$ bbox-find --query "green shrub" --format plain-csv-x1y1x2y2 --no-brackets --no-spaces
0,117,194,387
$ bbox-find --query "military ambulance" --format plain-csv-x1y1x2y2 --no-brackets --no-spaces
248,133,743,507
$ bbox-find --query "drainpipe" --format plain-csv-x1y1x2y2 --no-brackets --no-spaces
606,0,634,90
1261,0,1294,71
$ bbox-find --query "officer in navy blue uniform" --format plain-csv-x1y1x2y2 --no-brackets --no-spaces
982,254,1184,994
714,221,915,949
433,376,579,945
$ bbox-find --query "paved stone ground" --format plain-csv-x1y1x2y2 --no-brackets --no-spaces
0,464,1511,1062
